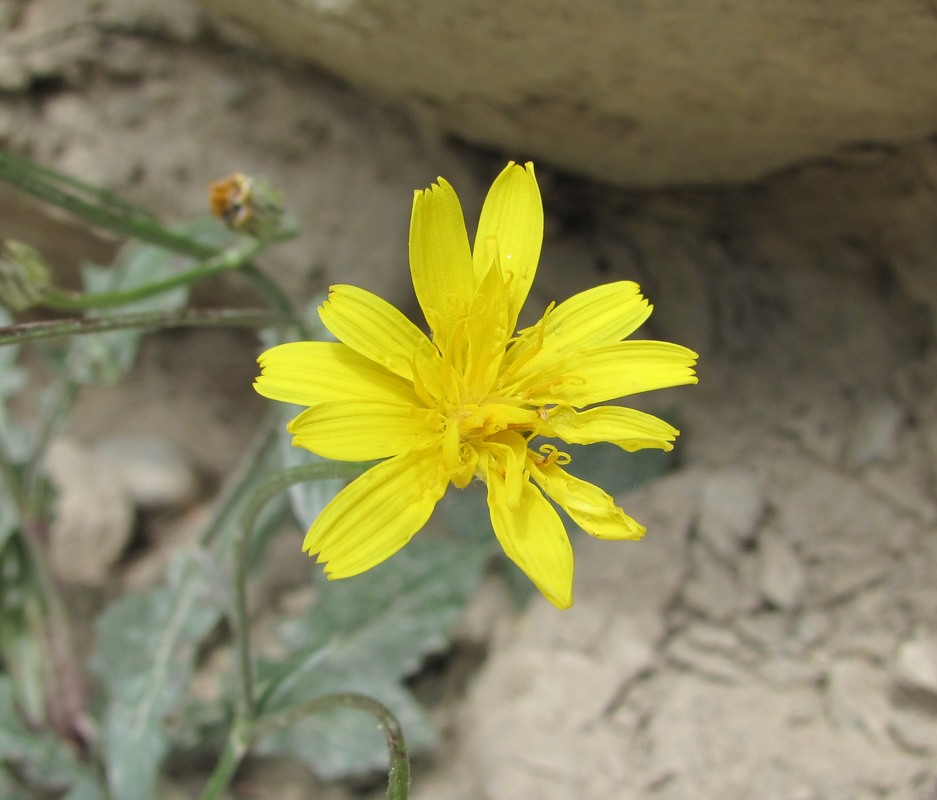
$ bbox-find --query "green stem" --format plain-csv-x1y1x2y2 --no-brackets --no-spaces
199,693,410,800
0,150,216,259
0,151,306,332
0,307,285,347
200,460,375,800
40,239,267,311
22,375,78,502
254,694,410,800
198,719,251,800
233,462,372,721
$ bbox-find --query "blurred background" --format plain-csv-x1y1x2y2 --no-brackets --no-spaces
2,1,937,797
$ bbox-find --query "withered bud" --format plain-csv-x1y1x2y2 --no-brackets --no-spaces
209,172,284,239
0,240,52,311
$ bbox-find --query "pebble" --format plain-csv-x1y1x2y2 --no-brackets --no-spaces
667,638,745,683
94,435,198,509
697,469,765,560
667,623,751,683
758,658,824,687
892,635,937,697
0,52,28,92
683,543,757,622
889,707,937,755
826,658,891,745
758,535,806,611
843,400,904,469
46,438,135,585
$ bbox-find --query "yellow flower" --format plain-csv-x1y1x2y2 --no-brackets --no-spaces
254,162,698,608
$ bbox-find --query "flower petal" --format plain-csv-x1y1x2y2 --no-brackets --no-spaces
462,258,512,392
254,341,421,406
542,405,680,452
520,341,699,407
528,456,645,540
473,162,543,324
304,449,449,577
288,401,442,460
510,282,651,375
480,437,574,609
318,284,436,383
409,177,474,346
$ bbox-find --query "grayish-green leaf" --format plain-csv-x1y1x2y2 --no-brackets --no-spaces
255,536,489,779
0,676,106,799
68,243,191,385
90,554,222,800
0,306,31,463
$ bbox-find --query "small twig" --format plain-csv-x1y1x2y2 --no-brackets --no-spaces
0,308,285,347
40,239,268,311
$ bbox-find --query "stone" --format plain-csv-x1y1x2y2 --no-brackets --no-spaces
697,469,765,560
889,707,937,756
892,636,937,697
666,623,750,683
93,435,198,509
826,658,892,746
45,438,136,585
452,472,700,799
758,535,806,612
843,400,905,469
197,0,937,187
683,543,754,622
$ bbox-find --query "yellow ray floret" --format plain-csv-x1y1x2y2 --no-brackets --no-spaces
254,161,698,609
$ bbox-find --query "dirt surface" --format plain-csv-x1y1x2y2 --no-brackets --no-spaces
3,2,937,798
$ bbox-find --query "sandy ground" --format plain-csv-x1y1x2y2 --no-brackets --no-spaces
2,2,937,798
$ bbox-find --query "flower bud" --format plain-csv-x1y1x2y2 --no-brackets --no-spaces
0,240,52,311
209,172,284,239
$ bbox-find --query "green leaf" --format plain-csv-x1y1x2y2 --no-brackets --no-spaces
90,554,222,800
0,536,46,723
0,676,106,799
255,535,489,780
67,243,192,384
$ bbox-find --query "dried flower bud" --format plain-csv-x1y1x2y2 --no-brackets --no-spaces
0,240,52,311
209,172,284,239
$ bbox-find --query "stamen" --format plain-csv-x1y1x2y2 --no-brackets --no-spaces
535,443,571,466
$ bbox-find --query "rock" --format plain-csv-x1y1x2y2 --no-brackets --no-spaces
826,658,892,746
96,0,205,41
758,535,806,611
843,400,905,469
454,471,699,800
697,469,765,560
758,658,824,688
892,636,937,697
197,0,937,186
889,707,937,756
45,438,136,585
794,610,833,649
0,51,29,92
683,543,755,622
93,435,198,509
666,623,750,683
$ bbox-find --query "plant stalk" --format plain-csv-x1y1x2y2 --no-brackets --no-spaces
0,307,285,347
